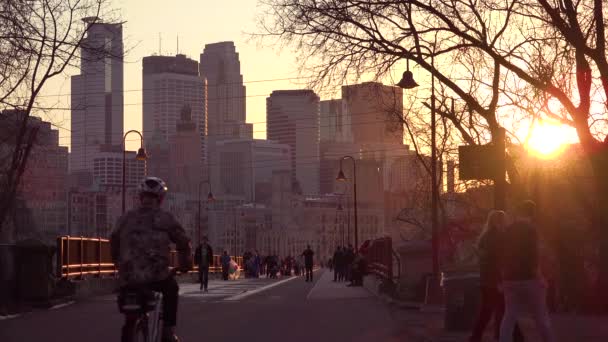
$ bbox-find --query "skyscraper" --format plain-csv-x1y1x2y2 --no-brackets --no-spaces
70,19,123,172
267,90,320,195
342,82,404,145
142,54,207,166
199,42,252,140
319,99,348,143
168,106,203,196
209,138,291,203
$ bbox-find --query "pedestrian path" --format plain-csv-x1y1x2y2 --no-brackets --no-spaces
307,270,371,300
179,276,297,302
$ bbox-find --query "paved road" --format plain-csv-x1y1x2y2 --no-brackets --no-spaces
0,270,411,342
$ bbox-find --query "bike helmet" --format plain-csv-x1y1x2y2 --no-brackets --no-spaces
138,176,167,198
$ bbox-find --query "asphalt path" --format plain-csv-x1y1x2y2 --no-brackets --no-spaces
0,270,411,342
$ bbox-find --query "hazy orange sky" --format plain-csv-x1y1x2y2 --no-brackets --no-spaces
38,0,580,154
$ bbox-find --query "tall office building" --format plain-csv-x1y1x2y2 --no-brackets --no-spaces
319,99,349,143
342,82,404,145
266,90,320,195
142,54,207,166
168,107,203,196
209,138,291,203
71,19,124,172
199,42,252,140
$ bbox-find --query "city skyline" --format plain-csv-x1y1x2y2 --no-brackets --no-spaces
37,1,426,154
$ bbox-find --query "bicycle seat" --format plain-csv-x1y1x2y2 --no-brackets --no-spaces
117,287,160,314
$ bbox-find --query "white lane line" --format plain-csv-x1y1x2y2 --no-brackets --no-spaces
223,276,301,301
50,301,76,310
0,314,20,321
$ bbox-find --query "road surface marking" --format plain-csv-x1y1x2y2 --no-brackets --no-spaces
0,314,20,321
223,276,300,301
50,301,76,310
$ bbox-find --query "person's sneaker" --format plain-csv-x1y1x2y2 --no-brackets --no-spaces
204,288,208,293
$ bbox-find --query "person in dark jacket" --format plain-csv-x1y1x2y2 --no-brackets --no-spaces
499,201,555,342
469,210,524,342
332,247,343,282
194,236,213,292
301,245,315,282
220,251,231,281
344,245,355,284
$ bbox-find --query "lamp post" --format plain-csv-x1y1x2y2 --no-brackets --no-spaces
397,45,439,277
336,156,358,249
122,130,147,214
197,178,214,245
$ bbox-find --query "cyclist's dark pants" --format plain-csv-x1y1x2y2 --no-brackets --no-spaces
147,276,179,326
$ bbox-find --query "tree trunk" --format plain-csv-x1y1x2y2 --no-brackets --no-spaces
589,146,608,313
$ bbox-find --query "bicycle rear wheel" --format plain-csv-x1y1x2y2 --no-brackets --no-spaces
123,318,148,342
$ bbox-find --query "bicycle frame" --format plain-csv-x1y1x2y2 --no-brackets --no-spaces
146,292,163,342
121,291,163,342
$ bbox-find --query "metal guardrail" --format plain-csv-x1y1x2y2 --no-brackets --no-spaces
56,236,243,279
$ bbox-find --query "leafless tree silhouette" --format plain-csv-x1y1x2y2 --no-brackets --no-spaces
0,0,114,235
259,0,608,309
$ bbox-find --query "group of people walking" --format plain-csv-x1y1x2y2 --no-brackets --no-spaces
329,244,366,287
471,200,555,342
193,240,317,286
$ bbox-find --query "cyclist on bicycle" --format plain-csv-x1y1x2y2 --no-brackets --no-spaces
111,176,192,342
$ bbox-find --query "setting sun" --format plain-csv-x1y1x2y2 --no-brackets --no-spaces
526,122,575,158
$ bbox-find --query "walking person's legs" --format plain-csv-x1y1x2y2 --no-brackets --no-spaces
470,286,498,342
499,282,525,342
527,281,556,342
496,288,525,342
201,267,209,291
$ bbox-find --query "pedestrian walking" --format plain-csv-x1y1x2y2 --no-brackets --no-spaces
499,200,556,342
344,244,355,284
333,246,343,282
301,245,314,282
220,251,231,281
469,210,524,342
194,236,213,292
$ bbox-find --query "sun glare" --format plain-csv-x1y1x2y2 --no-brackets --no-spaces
526,123,572,158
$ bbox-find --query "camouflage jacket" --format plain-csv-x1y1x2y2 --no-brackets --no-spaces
110,206,191,285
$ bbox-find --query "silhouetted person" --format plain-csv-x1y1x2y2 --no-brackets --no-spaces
194,236,213,292
302,245,314,282
333,247,343,282
344,244,355,284
470,210,524,342
499,201,555,342
220,251,231,281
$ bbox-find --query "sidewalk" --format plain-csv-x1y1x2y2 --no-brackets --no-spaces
361,276,608,341
390,308,608,342
307,269,370,300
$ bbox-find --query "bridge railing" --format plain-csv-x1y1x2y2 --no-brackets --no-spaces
56,236,242,279
365,236,400,282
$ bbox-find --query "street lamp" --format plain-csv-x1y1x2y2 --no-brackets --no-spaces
336,155,359,250
397,45,439,278
122,130,147,214
197,178,214,245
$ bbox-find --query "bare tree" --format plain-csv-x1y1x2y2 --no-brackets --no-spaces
259,0,608,308
0,0,113,235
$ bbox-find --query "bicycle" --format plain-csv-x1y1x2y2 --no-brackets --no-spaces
118,286,164,342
